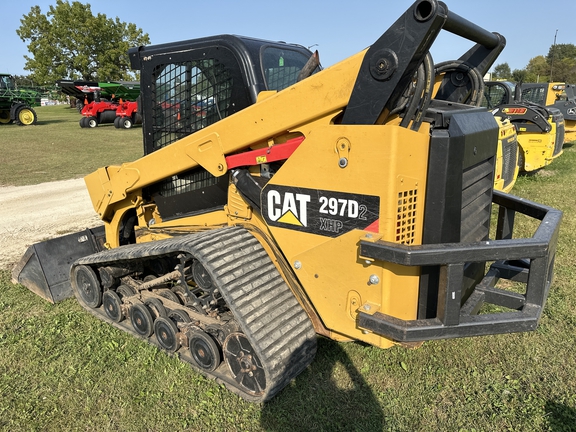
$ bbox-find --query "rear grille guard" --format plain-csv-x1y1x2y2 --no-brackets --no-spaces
357,191,562,342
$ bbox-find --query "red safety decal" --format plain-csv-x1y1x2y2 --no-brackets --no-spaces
225,136,305,169
365,219,380,233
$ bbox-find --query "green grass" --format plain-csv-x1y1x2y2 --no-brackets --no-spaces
0,105,143,186
1,108,576,430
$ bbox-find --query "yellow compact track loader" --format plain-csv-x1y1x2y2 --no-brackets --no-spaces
12,0,562,402
520,82,576,143
482,81,564,172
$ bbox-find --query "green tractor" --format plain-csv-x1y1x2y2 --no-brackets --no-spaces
0,73,41,126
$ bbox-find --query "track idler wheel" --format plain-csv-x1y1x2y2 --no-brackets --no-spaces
103,290,124,322
130,303,154,337
189,330,222,372
223,332,266,396
72,265,102,308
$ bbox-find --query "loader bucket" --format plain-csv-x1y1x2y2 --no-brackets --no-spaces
11,227,106,303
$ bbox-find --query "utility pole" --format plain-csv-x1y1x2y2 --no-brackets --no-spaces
550,29,558,82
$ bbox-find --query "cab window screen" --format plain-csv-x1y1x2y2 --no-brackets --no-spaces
152,59,233,151
482,84,508,109
521,87,546,105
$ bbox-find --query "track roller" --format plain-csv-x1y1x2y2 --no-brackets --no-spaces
158,288,181,304
103,290,124,322
168,309,191,325
144,297,167,319
154,317,180,352
130,303,154,337
70,227,317,402
189,330,222,372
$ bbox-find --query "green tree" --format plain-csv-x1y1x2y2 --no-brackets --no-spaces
492,62,512,80
17,1,150,85
525,56,550,82
547,43,576,82
512,69,528,83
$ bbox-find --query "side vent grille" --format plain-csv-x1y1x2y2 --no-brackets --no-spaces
396,189,418,245
502,135,519,189
553,115,565,157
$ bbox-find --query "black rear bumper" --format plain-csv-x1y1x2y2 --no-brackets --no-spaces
357,190,562,342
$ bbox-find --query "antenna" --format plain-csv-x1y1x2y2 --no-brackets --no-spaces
550,29,558,82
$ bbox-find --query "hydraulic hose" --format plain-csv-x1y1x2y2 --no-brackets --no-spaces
397,53,435,130
435,60,485,106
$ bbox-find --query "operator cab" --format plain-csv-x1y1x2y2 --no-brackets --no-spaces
130,35,319,155
129,35,320,220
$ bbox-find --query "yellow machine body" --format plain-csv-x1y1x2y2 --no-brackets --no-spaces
493,116,519,192
515,111,564,171
11,0,562,402
84,50,430,349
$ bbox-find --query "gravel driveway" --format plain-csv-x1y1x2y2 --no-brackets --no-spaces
0,178,101,269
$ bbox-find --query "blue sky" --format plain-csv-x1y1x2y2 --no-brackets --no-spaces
2,0,575,77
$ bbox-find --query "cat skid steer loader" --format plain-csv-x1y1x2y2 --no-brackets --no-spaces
12,0,561,402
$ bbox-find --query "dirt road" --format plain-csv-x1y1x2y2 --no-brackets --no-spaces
0,178,101,270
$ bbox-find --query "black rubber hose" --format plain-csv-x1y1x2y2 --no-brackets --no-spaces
400,62,427,128
435,60,485,106
398,53,434,130
411,53,435,131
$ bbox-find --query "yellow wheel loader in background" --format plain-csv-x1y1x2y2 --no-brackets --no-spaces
12,0,561,402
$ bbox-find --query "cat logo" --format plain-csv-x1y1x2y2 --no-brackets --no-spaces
266,190,311,227
261,185,381,238
568,108,576,115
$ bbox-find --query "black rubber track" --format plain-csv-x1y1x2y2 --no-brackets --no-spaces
72,226,317,402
